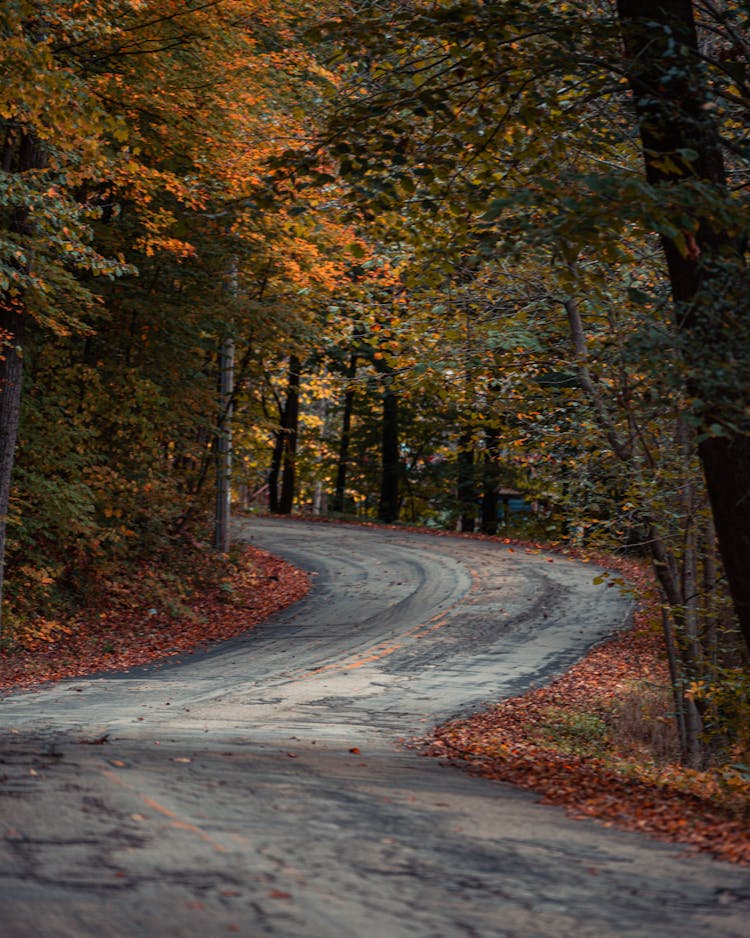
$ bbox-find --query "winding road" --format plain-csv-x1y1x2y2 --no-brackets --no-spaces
1,518,748,936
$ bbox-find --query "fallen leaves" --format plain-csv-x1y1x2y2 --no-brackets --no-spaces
0,546,310,690
423,618,750,865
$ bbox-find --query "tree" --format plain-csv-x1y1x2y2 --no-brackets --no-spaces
0,0,344,630
616,0,750,656
378,372,400,523
302,0,749,761
273,353,302,515
331,350,357,513
1,2,133,633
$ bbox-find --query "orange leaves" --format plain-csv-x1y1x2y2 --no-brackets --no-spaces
0,545,310,690
136,236,197,260
424,618,750,865
10,617,74,652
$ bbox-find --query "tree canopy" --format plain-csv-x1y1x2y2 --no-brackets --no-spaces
1,0,748,765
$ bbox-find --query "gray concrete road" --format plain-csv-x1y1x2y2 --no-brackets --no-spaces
1,519,748,937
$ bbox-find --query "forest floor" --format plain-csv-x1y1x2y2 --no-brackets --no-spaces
0,542,311,690
421,605,750,866
1,516,748,865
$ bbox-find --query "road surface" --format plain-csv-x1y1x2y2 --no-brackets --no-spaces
1,519,747,937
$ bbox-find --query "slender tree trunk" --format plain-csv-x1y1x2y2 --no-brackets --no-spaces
661,605,689,762
617,0,750,656
332,353,357,513
0,298,25,632
480,426,501,536
266,355,301,515
267,431,283,514
457,432,475,533
702,513,719,675
214,336,234,553
0,127,45,636
278,354,300,515
378,379,400,523
568,272,713,764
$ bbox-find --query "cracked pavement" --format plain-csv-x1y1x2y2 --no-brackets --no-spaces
1,518,748,936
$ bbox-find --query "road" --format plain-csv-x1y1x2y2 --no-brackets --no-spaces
1,518,748,937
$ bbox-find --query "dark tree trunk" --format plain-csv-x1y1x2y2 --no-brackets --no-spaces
378,380,400,523
457,432,475,532
617,0,750,655
332,353,357,513
0,298,26,624
278,355,301,515
0,127,45,635
266,355,301,514
267,430,283,514
480,427,501,536
697,434,750,650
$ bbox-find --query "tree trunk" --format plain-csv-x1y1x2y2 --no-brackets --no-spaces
660,605,689,763
567,274,713,765
278,355,301,515
697,434,750,654
267,431,283,514
0,127,45,636
480,426,501,536
457,432,475,533
214,336,234,553
332,353,357,513
617,0,750,656
378,379,400,523
0,298,26,632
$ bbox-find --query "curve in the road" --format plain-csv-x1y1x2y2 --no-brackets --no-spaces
1,518,748,938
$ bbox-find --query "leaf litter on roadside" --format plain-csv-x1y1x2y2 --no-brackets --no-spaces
0,546,310,689
422,598,750,865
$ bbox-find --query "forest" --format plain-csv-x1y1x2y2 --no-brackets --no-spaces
1,0,748,771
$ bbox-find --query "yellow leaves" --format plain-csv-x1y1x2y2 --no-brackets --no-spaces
137,236,197,260
684,680,707,701
11,616,73,652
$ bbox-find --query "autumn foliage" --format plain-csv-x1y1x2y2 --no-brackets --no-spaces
424,601,750,866
0,544,309,690
1,0,749,845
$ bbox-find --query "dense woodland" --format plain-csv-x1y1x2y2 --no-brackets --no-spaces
1,0,749,766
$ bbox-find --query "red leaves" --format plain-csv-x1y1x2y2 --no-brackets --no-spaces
0,546,310,690
425,621,750,865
